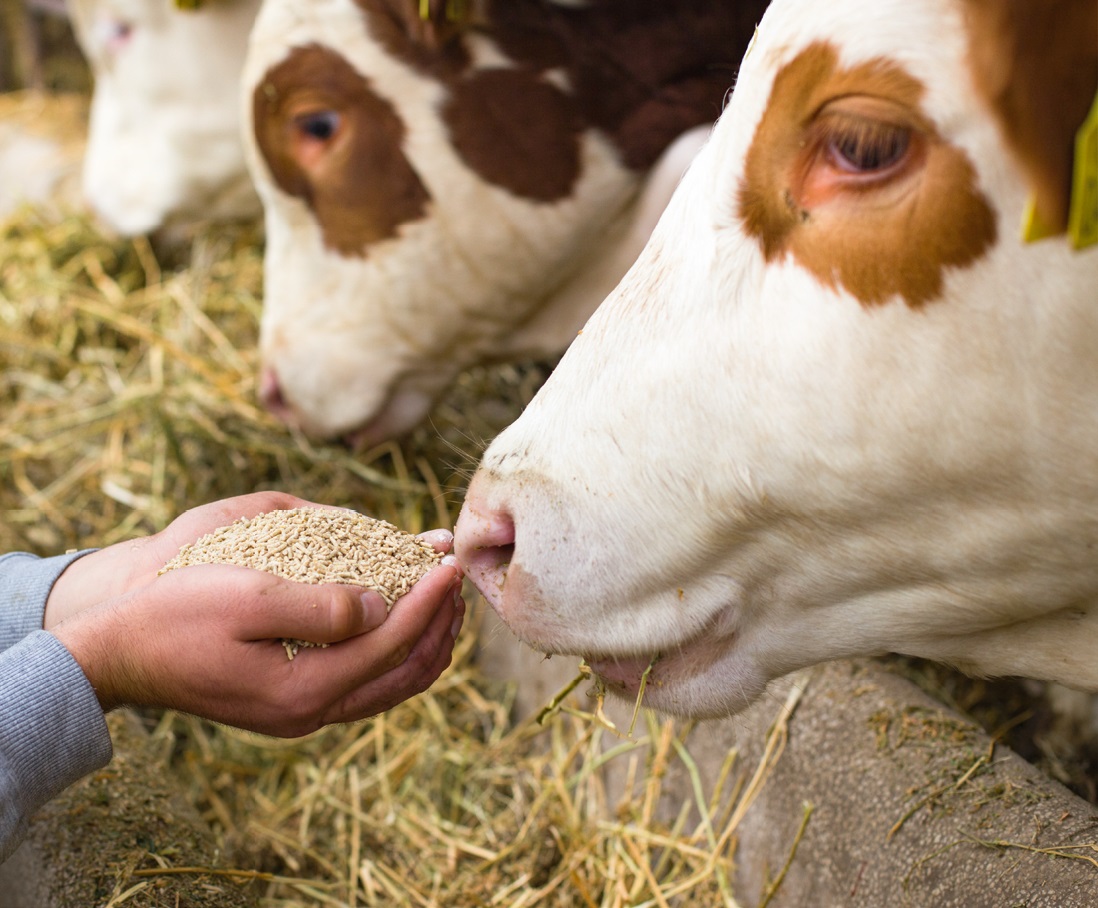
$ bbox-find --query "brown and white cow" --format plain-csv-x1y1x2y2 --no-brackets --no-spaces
242,0,767,444
69,0,261,235
456,0,1098,719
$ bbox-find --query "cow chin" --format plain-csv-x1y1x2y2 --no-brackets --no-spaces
259,330,453,444
343,387,435,449
491,560,767,720
268,372,435,446
586,646,771,720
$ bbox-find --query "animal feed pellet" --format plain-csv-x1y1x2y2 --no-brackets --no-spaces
159,507,442,658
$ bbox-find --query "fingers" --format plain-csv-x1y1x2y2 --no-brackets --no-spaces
417,528,454,554
306,561,461,677
284,564,463,720
52,551,468,737
320,585,465,724
369,560,462,667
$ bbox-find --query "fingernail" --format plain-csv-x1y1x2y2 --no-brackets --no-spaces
419,528,454,548
450,613,464,639
442,553,463,574
361,590,387,615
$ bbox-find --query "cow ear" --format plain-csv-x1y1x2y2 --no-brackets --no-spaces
965,0,1097,237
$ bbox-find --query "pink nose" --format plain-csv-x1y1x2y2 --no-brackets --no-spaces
454,489,516,615
258,366,294,424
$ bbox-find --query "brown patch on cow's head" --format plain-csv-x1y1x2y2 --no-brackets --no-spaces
252,43,430,257
738,42,997,308
484,1,753,172
442,67,583,202
353,0,475,76
361,0,760,200
963,0,1098,235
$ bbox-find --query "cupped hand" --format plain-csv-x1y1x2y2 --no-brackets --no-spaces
45,490,466,735
45,491,457,627
45,492,335,628
52,556,465,736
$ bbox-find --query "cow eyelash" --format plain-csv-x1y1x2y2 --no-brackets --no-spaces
816,115,911,175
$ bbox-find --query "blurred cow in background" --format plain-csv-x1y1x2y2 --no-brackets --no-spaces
69,0,262,235
244,0,769,446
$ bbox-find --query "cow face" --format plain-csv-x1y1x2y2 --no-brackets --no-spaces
70,0,261,235
243,0,760,444
456,0,1098,718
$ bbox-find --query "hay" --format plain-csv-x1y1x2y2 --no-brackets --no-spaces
0,209,756,906
152,630,765,908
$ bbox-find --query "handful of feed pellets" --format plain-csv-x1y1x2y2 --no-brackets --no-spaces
159,507,442,659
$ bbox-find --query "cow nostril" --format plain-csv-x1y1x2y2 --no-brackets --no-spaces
258,366,290,419
463,540,515,614
455,500,516,615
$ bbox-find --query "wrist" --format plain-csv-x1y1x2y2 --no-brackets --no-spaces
43,542,145,630
52,617,123,712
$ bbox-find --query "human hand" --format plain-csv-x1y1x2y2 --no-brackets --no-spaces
48,492,466,735
45,491,330,629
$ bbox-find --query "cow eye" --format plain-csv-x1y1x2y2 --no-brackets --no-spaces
110,22,133,45
826,119,910,174
294,111,341,143
95,18,133,56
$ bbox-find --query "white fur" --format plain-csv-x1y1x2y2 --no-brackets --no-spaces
69,0,261,235
456,0,1098,718
242,0,702,441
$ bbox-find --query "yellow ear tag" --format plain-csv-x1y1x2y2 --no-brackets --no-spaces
1067,90,1098,250
1020,195,1057,243
1022,89,1098,249
419,0,470,22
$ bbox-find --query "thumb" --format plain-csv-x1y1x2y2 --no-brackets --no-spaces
160,564,390,644
246,581,390,645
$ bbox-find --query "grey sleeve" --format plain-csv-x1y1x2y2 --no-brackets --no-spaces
0,551,89,651
0,552,113,864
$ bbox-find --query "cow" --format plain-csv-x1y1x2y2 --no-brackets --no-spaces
455,0,1098,720
68,0,262,235
242,0,769,445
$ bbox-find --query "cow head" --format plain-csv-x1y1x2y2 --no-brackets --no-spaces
242,0,761,444
456,0,1098,718
70,0,262,235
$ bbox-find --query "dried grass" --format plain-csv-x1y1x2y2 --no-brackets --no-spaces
0,209,767,906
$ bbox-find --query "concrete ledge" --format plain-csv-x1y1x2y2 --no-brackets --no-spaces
729,660,1098,907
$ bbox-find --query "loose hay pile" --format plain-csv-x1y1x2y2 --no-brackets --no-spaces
0,209,755,906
